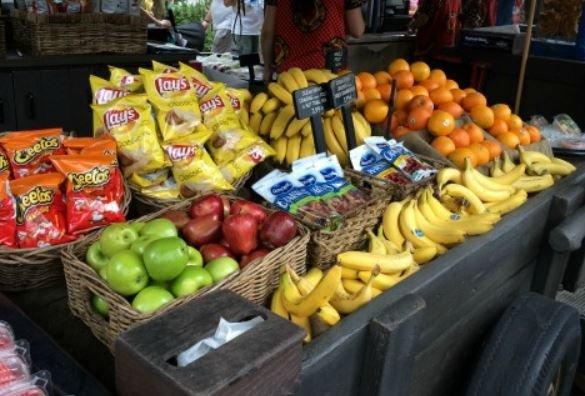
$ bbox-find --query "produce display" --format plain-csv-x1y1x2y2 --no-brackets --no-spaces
87,194,299,316
0,130,126,249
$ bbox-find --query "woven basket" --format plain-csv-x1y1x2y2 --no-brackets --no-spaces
62,197,310,351
10,10,146,55
0,182,132,291
131,172,251,216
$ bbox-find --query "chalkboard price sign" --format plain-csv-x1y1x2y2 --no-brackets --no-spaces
325,47,348,72
293,85,330,119
327,73,357,109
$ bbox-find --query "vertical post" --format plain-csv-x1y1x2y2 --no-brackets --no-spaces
514,0,538,114
341,106,357,151
310,115,327,154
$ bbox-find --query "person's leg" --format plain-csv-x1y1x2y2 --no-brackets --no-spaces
212,29,232,53
231,35,259,55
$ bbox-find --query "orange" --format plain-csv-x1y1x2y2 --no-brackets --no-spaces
395,89,414,110
461,92,487,112
410,61,431,82
390,109,407,130
438,102,464,119
408,95,434,113
507,114,523,130
482,140,503,160
469,143,490,166
355,91,366,109
491,104,512,121
405,108,432,130
448,128,471,148
388,58,410,76
463,87,477,95
411,85,429,97
364,99,389,124
392,126,411,139
449,148,478,169
514,129,531,146
526,125,541,143
364,88,382,102
377,83,392,102
428,110,456,136
463,123,485,144
429,69,447,86
497,131,520,149
419,79,441,92
444,79,459,90
432,136,456,156
489,118,509,136
429,87,454,106
374,71,392,86
451,89,467,104
470,104,495,129
355,76,363,92
393,70,414,90
358,72,377,90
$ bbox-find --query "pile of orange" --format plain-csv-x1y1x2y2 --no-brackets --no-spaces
486,103,542,149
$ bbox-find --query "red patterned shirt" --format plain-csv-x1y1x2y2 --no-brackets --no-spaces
266,0,363,73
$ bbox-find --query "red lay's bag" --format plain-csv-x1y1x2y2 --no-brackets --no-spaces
10,173,75,248
51,155,125,234
0,175,16,248
0,129,66,179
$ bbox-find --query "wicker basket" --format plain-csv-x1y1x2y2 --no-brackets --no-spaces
131,173,251,216
10,10,146,55
62,197,310,351
0,182,132,291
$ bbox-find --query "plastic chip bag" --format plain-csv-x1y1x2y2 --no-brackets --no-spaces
109,66,143,93
219,141,274,183
179,62,215,100
90,75,129,105
0,175,17,248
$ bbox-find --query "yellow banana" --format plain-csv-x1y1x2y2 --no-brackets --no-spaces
286,134,302,165
382,199,407,249
518,147,552,165
331,113,348,151
529,162,575,176
285,117,310,137
268,82,293,105
302,267,323,286
277,71,300,93
512,174,555,193
337,250,414,274
358,270,401,291
399,200,447,253
301,122,313,137
341,267,359,280
462,160,513,202
331,268,378,314
290,314,312,343
304,69,329,84
324,109,336,118
377,226,400,254
270,286,289,319
289,267,340,326
486,189,528,215
239,107,250,126
281,266,341,317
425,189,462,221
272,136,288,164
412,246,438,264
322,70,338,81
502,152,516,173
250,92,268,114
250,112,263,134
490,157,505,177
367,229,387,255
466,161,516,193
262,97,281,114
259,112,277,136
437,168,462,190
353,111,372,139
289,67,309,89
239,88,252,103
412,200,465,245
299,134,316,158
343,279,383,298
441,183,487,214
324,117,349,166
491,164,526,184
552,157,576,172
270,104,295,139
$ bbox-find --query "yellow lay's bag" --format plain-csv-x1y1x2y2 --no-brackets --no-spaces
92,95,168,178
141,68,204,142
163,133,233,196
140,177,181,200
128,168,170,188
152,60,178,73
200,87,260,164
220,141,275,183
179,62,215,100
90,76,131,134
109,66,143,93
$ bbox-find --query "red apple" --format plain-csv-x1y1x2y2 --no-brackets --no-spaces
240,249,269,268
160,210,190,229
189,194,224,220
230,200,267,226
181,215,222,247
260,211,297,249
222,214,258,255
200,243,234,262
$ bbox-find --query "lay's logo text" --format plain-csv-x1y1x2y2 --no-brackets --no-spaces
104,108,139,130
200,96,225,113
155,76,190,95
165,145,198,162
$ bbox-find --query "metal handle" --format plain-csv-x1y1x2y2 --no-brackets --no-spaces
25,93,35,119
549,205,585,252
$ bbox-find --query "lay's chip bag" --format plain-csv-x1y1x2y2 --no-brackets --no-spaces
152,60,178,73
179,62,215,100
220,141,275,183
109,66,143,93
141,68,205,142
140,176,180,200
92,95,168,179
90,75,130,105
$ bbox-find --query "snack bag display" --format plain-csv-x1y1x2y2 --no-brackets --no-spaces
109,66,143,93
179,63,215,99
0,129,66,179
10,173,74,248
162,133,233,195
141,68,203,142
80,138,118,160
151,60,178,73
140,177,180,200
0,147,11,179
0,175,16,248
129,168,169,188
89,75,129,105
350,145,410,185
92,95,168,178
51,155,125,234
219,141,274,183
200,87,259,164
63,137,100,155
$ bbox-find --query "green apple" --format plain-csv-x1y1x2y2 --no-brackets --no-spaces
86,242,109,271
91,294,109,317
170,267,213,297
204,257,239,283
99,267,108,282
131,286,174,314
130,221,146,234
143,237,189,281
130,235,158,256
106,250,148,296
99,224,139,258
186,246,203,267
140,219,178,239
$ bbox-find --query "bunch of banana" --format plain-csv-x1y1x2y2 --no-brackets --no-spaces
248,68,372,166
235,88,253,127
490,152,556,193
518,147,576,177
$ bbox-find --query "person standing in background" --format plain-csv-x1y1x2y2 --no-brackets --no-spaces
203,0,234,53
224,0,264,56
